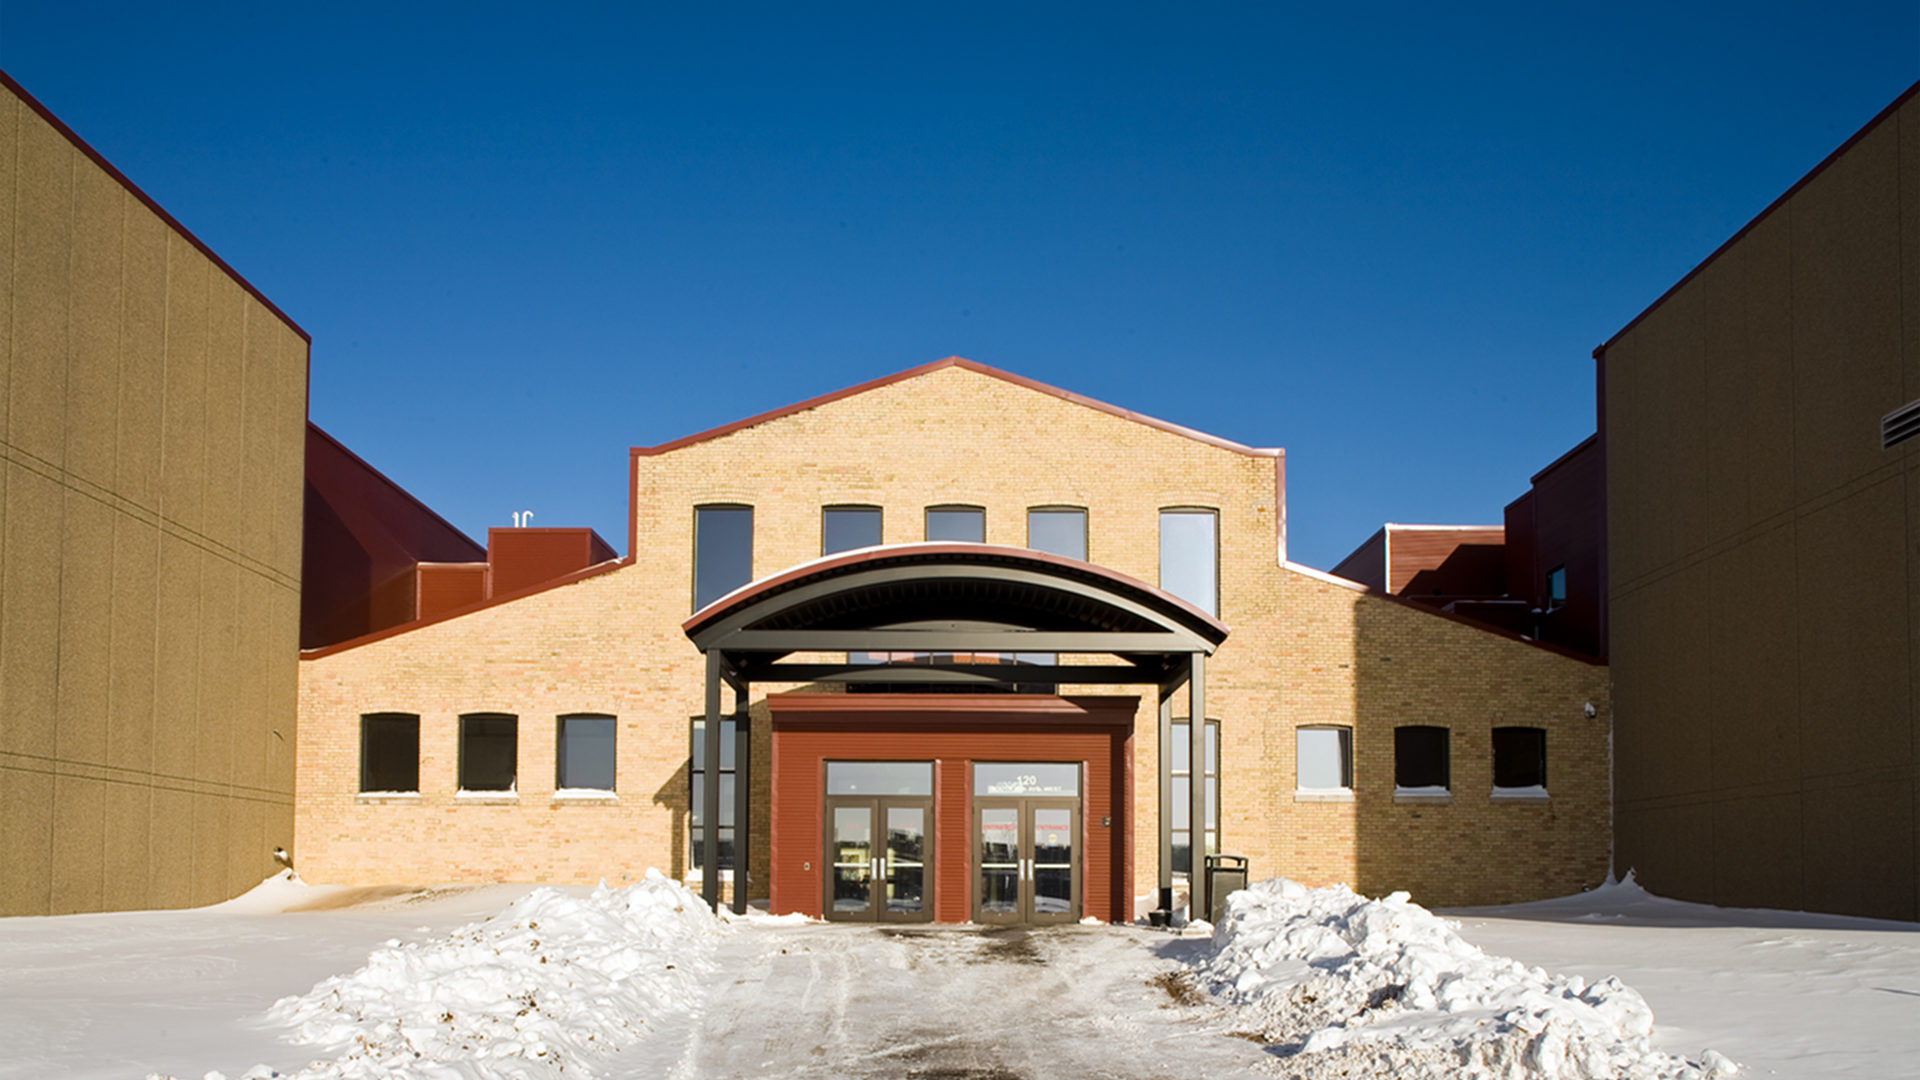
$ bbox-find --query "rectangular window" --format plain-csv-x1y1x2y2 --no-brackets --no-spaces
1027,507,1088,561
822,505,883,555
459,713,518,792
359,713,420,793
1159,509,1218,617
1492,726,1547,792
1170,720,1219,875
1394,725,1449,794
693,505,753,610
827,761,934,796
1546,565,1568,612
690,717,737,871
925,505,985,543
1296,726,1353,792
557,714,616,791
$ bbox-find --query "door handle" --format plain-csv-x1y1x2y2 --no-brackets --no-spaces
877,856,887,878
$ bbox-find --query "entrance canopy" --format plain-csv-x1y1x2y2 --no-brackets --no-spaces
684,543,1228,689
681,543,1230,921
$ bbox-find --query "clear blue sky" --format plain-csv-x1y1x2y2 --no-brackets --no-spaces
4,4,1915,569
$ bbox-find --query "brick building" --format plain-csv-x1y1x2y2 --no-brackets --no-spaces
298,359,1611,919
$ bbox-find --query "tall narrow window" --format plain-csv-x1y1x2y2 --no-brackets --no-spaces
1492,726,1547,792
1546,565,1568,612
1170,719,1220,875
690,717,737,871
459,713,518,792
822,505,883,555
1296,725,1353,793
360,713,420,793
1027,507,1088,560
557,713,616,792
925,505,985,542
694,505,753,610
1394,725,1449,794
1159,509,1218,616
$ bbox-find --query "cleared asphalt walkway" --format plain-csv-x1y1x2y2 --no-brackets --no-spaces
625,921,1278,1080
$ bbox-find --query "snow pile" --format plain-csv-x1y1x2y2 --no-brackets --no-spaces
1197,879,1737,1080
256,870,721,1080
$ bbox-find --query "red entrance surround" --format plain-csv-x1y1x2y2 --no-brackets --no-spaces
769,693,1138,923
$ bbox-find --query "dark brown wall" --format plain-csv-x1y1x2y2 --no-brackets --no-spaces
1505,437,1607,659
1330,529,1387,590
767,694,1135,923
1604,83,1920,920
301,424,485,649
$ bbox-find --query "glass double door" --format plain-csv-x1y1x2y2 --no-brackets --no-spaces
824,798,932,922
974,798,1079,924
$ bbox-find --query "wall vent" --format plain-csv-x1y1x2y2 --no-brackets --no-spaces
1883,398,1920,449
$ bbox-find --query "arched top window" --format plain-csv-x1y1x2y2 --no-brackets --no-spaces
359,713,419,793
822,505,883,555
925,504,985,543
1159,508,1218,617
1027,506,1088,561
458,712,518,793
1393,725,1449,793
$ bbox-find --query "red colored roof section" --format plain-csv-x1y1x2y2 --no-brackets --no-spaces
0,67,310,344
682,542,1230,643
631,357,1282,461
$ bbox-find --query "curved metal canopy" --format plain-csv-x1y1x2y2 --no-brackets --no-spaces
683,544,1227,684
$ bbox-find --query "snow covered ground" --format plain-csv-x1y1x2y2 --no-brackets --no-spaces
0,872,1913,1079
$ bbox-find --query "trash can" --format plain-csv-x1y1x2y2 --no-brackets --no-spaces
1205,854,1249,925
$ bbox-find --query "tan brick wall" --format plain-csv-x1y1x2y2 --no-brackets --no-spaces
299,364,1608,908
0,79,308,915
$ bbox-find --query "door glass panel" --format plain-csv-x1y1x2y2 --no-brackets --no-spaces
1032,807,1074,915
974,763,1079,796
831,806,873,914
978,808,1020,916
885,806,926,913
826,761,933,796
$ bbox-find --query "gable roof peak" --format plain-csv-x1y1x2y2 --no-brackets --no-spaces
631,355,1280,459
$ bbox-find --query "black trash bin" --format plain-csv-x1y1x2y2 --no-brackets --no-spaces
1204,854,1249,924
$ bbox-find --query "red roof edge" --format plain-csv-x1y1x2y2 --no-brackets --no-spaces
308,421,485,558
1287,562,1605,666
1594,78,1920,360
300,555,632,660
0,67,311,345
630,356,1281,460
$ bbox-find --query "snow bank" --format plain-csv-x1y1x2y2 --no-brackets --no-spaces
1197,879,1738,1080
215,870,720,1080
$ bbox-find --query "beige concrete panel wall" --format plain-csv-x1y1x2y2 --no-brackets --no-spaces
49,774,105,913
1700,212,1795,537
0,94,17,442
0,766,53,913
1789,120,1902,505
1603,334,1658,587
161,238,209,533
202,275,247,553
1615,802,1713,899
107,514,157,773
3,460,62,760
55,489,114,766
0,81,307,915
9,103,71,468
117,207,166,507
64,162,123,490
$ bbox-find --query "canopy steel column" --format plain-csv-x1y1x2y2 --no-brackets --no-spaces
701,651,723,911
730,679,752,915
1187,652,1208,924
1157,688,1174,919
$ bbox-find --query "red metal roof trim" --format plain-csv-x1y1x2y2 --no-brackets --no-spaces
308,421,485,557
0,67,311,344
300,555,632,660
683,542,1231,642
1285,561,1605,666
632,357,1282,461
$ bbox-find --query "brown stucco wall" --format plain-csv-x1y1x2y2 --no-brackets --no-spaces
0,76,309,916
298,362,1608,910
1604,83,1920,920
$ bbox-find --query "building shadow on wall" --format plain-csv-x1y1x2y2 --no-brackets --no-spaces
1349,597,1607,909
651,762,689,883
